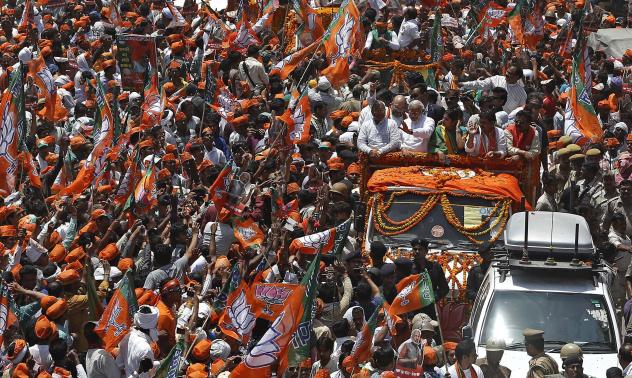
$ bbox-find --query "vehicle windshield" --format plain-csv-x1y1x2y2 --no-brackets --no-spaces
480,291,616,353
371,191,504,247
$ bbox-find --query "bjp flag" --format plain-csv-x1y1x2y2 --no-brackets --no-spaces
389,272,435,315
322,0,361,88
278,92,312,144
209,161,233,212
0,281,18,346
293,0,324,40
95,271,138,351
133,163,157,213
289,218,351,256
218,281,257,343
165,0,188,28
250,283,299,321
141,68,161,128
17,152,41,189
233,218,264,249
352,301,382,363
27,55,58,122
231,283,306,377
270,39,321,80
0,68,22,192
61,80,114,195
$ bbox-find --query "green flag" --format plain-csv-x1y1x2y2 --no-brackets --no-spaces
332,218,352,258
154,339,186,378
289,252,321,364
430,11,443,63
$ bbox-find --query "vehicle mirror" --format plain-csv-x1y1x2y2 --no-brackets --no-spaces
462,325,473,340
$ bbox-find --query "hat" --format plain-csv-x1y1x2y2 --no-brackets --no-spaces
49,244,66,263
569,153,585,161
133,305,159,340
158,168,171,182
0,225,16,237
443,341,458,351
57,269,80,285
419,321,436,333
7,339,27,363
485,337,506,352
287,182,300,195
197,160,213,173
615,122,629,134
209,339,231,360
192,339,212,360
547,129,562,138
46,299,68,320
566,144,582,153
118,258,134,272
35,315,57,340
98,243,119,261
558,135,572,146
317,77,331,91
161,278,181,294
65,246,86,263
585,148,602,157
347,162,360,175
523,328,545,342
91,209,109,219
423,346,437,365
606,137,621,148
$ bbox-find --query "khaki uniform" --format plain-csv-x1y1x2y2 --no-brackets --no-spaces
527,353,559,378
545,374,594,378
476,357,511,378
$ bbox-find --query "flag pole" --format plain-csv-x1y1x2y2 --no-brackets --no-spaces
433,301,450,368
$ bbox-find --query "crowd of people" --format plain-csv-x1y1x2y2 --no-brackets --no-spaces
0,0,630,376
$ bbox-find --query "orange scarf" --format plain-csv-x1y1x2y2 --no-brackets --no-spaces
455,362,478,378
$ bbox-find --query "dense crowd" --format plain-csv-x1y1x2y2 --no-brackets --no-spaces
0,0,631,376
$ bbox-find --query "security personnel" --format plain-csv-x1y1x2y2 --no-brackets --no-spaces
524,328,559,378
545,343,595,378
477,337,511,378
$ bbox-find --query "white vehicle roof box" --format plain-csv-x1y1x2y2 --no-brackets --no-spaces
503,212,595,259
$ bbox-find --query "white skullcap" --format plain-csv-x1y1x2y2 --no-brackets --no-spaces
134,305,159,340
209,339,231,360
18,47,32,63
129,92,141,102
615,122,629,133
317,76,331,91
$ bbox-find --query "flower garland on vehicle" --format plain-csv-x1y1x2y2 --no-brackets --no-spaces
428,252,482,302
441,194,511,244
374,193,440,235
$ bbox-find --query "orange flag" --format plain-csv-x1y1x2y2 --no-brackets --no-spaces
389,272,435,315
0,282,18,346
293,0,324,40
61,81,114,196
28,55,58,122
209,162,232,212
133,163,157,213
218,281,257,343
278,92,312,144
95,271,138,351
289,218,351,256
352,302,382,363
270,39,321,80
18,152,41,189
231,283,306,377
0,78,20,193
141,69,161,128
322,0,361,87
250,283,299,321
233,218,264,249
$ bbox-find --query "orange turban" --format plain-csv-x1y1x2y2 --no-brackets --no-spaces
57,269,80,285
34,315,57,340
287,182,300,195
65,247,86,263
330,110,349,120
231,115,249,126
98,243,119,261
0,225,16,237
158,168,171,181
118,258,134,272
347,163,360,175
423,346,437,364
197,160,213,173
46,299,68,320
192,339,212,360
49,244,66,263
40,296,57,312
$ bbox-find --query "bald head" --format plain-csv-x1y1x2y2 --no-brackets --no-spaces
391,95,408,118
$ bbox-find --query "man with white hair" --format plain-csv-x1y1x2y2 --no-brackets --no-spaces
400,100,436,152
117,305,160,378
357,100,401,157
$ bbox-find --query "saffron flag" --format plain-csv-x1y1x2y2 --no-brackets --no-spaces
231,281,306,377
382,300,401,335
0,68,22,192
270,39,321,80
321,0,361,87
114,153,142,206
218,281,257,342
225,18,260,50
209,161,233,212
17,152,41,189
18,0,32,30
95,271,139,351
154,339,185,378
133,163,157,213
61,80,114,195
293,0,324,41
141,67,161,128
480,2,508,28
0,281,17,347
389,272,435,315
289,252,321,364
352,300,383,363
28,55,58,122
564,40,603,144
523,2,544,50
507,0,524,47
253,0,278,31
278,91,312,145
289,218,352,256
250,283,300,321
233,218,265,249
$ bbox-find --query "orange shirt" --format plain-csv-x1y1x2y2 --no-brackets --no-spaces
156,300,176,355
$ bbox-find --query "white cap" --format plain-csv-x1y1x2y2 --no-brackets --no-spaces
18,47,32,63
615,60,624,69
129,92,141,102
94,266,122,281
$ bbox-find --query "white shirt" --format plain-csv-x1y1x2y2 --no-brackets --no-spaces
400,115,436,152
204,146,227,165
364,30,400,50
464,127,508,158
357,117,401,154
86,348,122,378
460,75,527,113
29,344,52,372
202,221,236,256
117,329,155,378
398,19,420,49
239,57,269,90
447,363,484,378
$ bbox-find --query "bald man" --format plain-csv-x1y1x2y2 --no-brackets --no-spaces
390,95,408,127
400,100,436,152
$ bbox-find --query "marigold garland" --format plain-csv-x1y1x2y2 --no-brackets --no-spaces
374,193,439,235
441,195,511,245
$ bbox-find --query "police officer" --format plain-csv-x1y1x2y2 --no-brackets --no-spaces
477,337,511,378
524,328,559,378
545,343,595,378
